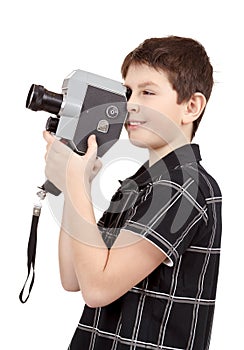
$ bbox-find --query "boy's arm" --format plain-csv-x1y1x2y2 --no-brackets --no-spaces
58,229,80,291
59,221,166,308
44,131,166,307
59,177,166,308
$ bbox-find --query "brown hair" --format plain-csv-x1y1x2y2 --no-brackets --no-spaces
121,36,213,139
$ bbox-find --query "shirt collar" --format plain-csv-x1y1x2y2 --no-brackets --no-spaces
119,144,201,190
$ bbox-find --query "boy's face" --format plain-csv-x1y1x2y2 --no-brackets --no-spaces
124,63,187,150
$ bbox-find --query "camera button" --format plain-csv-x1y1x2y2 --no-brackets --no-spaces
97,119,109,133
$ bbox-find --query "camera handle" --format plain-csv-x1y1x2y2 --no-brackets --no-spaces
40,137,85,197
41,180,61,196
19,189,46,303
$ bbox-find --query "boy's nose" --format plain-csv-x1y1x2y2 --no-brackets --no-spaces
127,103,140,113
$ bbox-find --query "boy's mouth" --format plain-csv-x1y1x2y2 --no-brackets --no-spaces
126,120,146,126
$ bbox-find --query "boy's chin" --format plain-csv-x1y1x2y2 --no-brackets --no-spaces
128,136,147,148
128,136,158,149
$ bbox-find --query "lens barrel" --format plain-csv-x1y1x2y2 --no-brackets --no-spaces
26,84,63,115
46,116,60,133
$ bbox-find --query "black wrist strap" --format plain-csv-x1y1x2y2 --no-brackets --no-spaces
19,189,46,303
19,206,41,303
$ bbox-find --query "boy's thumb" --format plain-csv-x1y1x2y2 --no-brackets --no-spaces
86,134,97,158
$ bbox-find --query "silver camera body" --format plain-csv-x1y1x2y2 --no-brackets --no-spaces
26,69,128,194
27,69,128,156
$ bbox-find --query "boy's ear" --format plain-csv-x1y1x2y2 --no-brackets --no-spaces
182,92,206,125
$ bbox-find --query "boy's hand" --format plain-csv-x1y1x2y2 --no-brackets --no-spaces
43,131,102,196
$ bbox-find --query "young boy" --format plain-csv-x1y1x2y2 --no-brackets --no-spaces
44,36,222,350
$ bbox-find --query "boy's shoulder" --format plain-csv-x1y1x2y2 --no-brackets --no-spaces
150,143,221,202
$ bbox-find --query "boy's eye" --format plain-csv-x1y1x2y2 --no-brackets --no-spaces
142,90,155,96
126,87,132,100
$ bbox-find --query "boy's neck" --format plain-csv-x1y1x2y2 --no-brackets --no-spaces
148,139,190,167
148,122,193,166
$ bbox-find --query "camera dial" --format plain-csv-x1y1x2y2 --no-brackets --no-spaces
106,105,119,118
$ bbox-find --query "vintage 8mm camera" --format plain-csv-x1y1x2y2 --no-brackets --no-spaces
26,69,128,195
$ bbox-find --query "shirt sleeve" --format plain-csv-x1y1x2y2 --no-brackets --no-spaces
122,170,207,266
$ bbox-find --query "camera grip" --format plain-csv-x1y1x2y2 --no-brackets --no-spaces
42,180,61,196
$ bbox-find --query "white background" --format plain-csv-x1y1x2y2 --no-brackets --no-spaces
1,0,243,348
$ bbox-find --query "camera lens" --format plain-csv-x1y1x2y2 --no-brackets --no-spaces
26,84,63,115
46,116,60,133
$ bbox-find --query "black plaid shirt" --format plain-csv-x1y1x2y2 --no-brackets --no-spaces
68,144,222,350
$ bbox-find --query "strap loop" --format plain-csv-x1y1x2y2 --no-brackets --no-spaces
19,190,46,303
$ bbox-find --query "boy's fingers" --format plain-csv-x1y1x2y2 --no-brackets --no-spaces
43,130,55,144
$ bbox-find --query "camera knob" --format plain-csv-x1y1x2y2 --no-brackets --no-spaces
46,116,59,133
106,105,119,118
